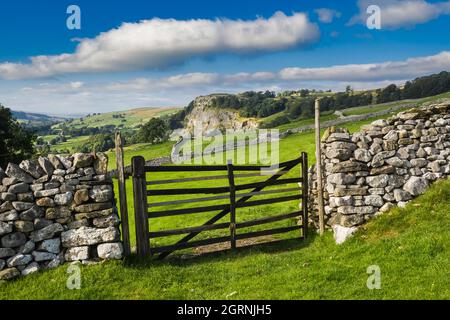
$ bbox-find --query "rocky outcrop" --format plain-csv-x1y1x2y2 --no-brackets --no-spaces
178,95,258,137
309,101,450,241
0,153,122,280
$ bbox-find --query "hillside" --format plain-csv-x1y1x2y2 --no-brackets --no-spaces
12,110,67,127
40,107,179,153
52,106,179,131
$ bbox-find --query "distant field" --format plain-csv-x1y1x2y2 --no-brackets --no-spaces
50,136,92,153
106,141,174,170
52,107,179,131
275,113,338,131
342,91,450,116
40,107,180,153
261,92,448,132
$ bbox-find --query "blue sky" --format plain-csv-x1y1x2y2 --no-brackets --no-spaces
1,0,450,115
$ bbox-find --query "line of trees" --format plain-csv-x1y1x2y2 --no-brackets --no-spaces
381,71,450,102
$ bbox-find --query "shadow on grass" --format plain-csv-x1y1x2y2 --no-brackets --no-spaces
122,228,318,270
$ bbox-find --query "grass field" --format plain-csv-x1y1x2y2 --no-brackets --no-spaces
53,107,179,130
106,140,174,171
1,178,448,299
49,135,92,153
40,107,180,153
275,113,338,131
342,91,450,116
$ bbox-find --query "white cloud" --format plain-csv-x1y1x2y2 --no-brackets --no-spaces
279,51,450,81
105,73,221,91
70,81,84,89
0,12,319,80
315,8,341,23
349,0,450,29
2,51,450,115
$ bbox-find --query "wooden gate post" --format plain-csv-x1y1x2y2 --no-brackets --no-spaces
227,160,237,250
315,99,325,236
132,156,150,257
301,152,309,239
115,132,131,256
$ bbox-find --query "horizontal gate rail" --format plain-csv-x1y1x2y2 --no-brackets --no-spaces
236,211,302,229
235,178,302,191
149,203,229,218
151,236,231,253
148,187,300,208
236,225,302,241
235,194,301,208
149,222,230,238
145,164,267,172
147,186,229,196
147,178,301,196
144,157,302,173
146,171,290,186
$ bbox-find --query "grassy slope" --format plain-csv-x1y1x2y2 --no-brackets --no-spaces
1,178,448,299
50,136,92,153
53,107,179,130
342,91,450,116
106,141,174,170
275,113,338,131
42,107,179,153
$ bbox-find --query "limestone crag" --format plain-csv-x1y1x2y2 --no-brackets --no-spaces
182,95,258,136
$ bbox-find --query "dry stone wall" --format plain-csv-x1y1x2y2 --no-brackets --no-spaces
0,153,122,280
309,101,450,241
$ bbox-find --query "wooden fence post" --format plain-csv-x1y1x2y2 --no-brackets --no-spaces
115,132,131,256
315,99,325,236
227,160,237,250
301,152,309,239
132,156,150,257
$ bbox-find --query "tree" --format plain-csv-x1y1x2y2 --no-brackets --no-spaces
377,84,401,103
0,104,36,168
80,134,115,153
35,137,45,145
136,118,168,144
345,85,353,94
299,89,310,97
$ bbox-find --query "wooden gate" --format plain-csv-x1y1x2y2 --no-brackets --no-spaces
131,153,308,259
